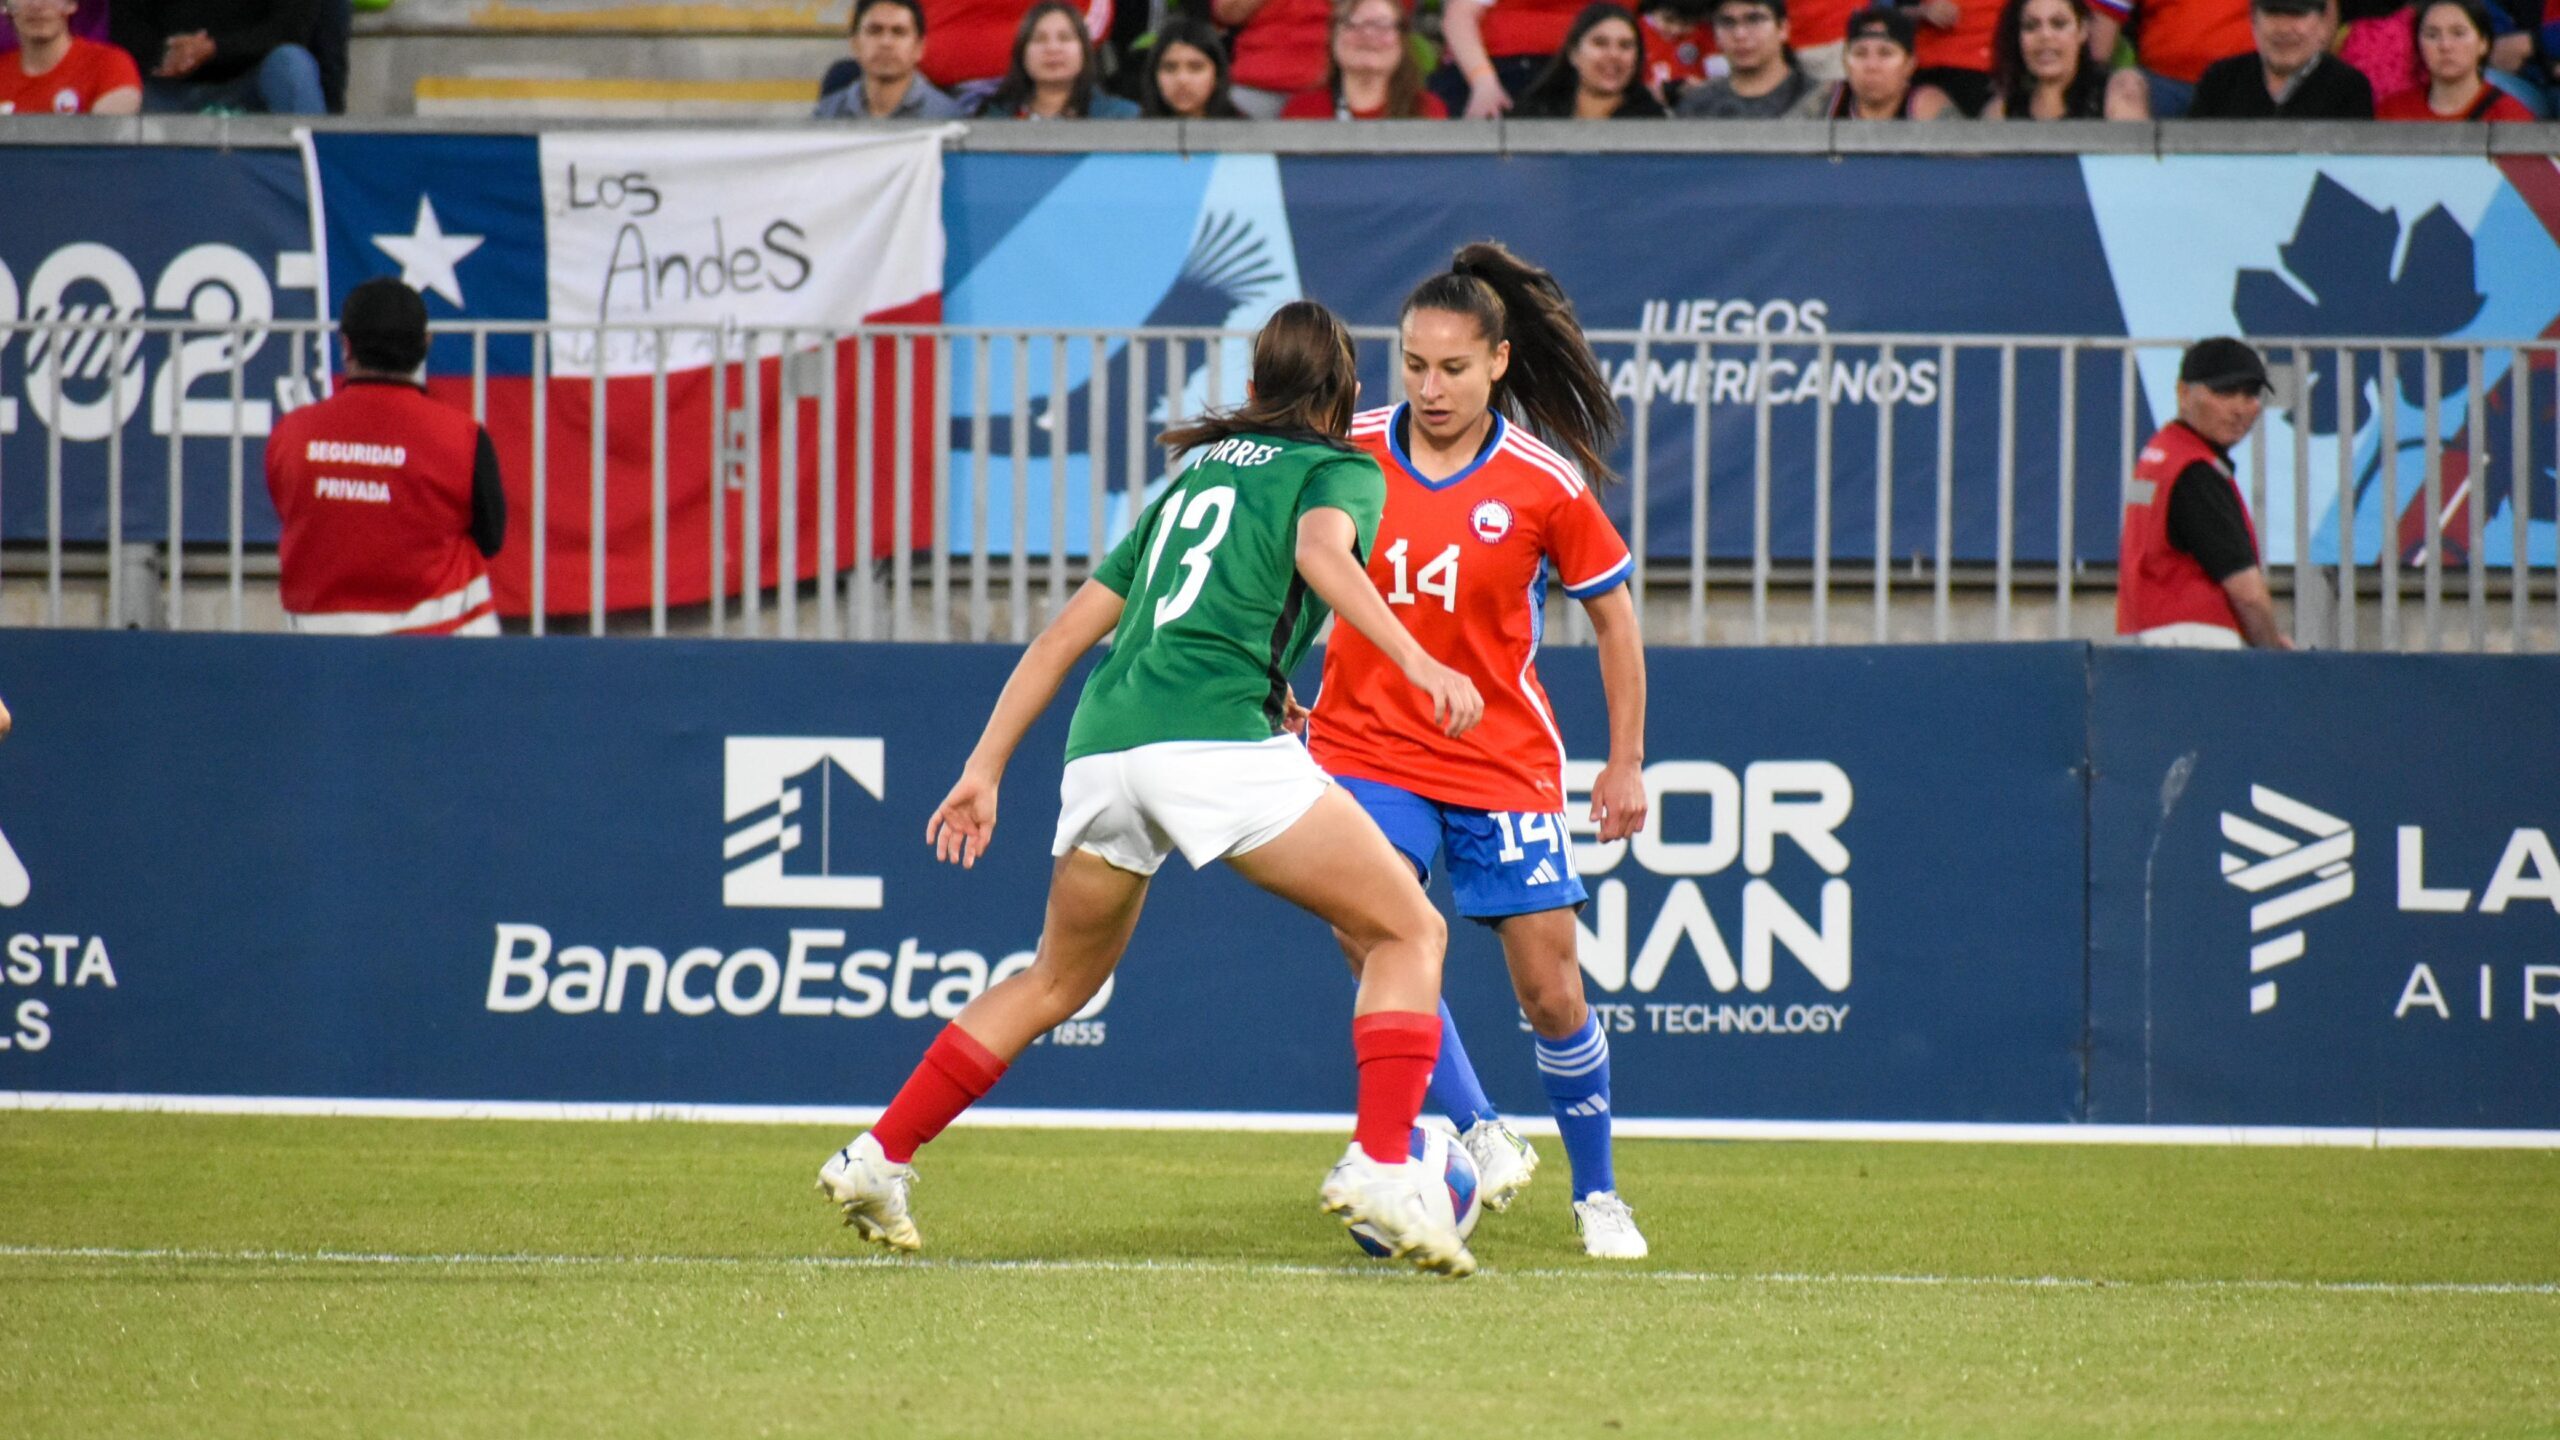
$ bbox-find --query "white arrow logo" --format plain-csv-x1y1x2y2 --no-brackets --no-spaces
0,823,27,907
2221,787,2354,1015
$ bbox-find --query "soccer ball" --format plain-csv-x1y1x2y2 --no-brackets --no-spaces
1348,1124,1482,1258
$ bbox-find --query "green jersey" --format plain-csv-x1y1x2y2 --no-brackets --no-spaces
1065,430,1385,761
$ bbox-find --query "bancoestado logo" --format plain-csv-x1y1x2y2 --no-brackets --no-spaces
481,738,1107,1043
2224,784,2560,1022
1562,757,1852,1040
0,820,119,1055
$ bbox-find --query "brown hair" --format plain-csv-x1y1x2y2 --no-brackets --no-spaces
986,0,1099,116
1159,301,1362,453
1323,0,1432,119
1401,241,1622,485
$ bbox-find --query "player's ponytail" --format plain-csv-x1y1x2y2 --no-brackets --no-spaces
1405,242,1622,486
1159,300,1361,455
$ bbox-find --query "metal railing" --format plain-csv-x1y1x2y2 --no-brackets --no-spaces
4,318,2552,651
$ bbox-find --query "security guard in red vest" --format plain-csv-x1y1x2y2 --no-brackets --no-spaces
2116,337,2292,650
266,279,506,635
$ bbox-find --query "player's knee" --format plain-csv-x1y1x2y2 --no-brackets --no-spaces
1518,970,1587,1035
1331,926,1368,976
1396,904,1449,963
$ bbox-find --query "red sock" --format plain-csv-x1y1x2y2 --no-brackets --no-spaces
870,1023,1009,1163
1351,1010,1440,1165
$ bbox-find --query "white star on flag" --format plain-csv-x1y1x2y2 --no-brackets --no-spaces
371,196,485,308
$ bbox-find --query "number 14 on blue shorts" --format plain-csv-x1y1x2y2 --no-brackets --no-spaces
1337,776,1589,923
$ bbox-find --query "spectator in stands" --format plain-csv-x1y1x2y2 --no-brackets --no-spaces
1512,2,1671,112
1788,0,1856,75
2086,0,2254,115
2117,338,2290,650
1981,0,2149,114
816,0,968,117
1638,0,1717,102
1675,0,1828,111
1282,0,1450,116
1906,0,2001,110
111,0,325,112
1217,0,1336,116
1439,0,1587,114
2337,0,2424,97
306,0,344,111
2189,0,2375,114
920,0,1108,93
1139,13,1245,116
0,691,9,740
2376,0,2536,113
0,0,140,113
971,0,1139,116
0,0,106,48
1824,4,1956,109
265,279,506,638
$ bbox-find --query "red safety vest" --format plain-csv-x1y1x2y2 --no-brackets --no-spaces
2116,419,2255,638
265,379,495,635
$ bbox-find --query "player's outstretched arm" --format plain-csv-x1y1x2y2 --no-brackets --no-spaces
1583,586,1650,842
1294,508,1483,738
927,580,1127,868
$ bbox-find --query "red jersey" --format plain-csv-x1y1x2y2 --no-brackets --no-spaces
919,0,1112,89
2116,420,2255,638
2374,85,2534,122
1469,0,1587,57
1310,404,1634,813
1790,0,1858,48
0,37,140,114
1913,0,1999,72
265,379,498,635
1279,87,1451,117
1230,0,1334,94
1640,14,1715,95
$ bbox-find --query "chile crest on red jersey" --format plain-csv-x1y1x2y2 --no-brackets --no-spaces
1308,404,1633,815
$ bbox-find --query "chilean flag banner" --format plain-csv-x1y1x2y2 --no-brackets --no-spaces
301,129,949,618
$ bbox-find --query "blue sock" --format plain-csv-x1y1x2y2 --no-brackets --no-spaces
1426,999,1498,1132
1535,1015,1615,1199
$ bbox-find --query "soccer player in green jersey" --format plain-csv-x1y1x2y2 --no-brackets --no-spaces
820,301,1491,1276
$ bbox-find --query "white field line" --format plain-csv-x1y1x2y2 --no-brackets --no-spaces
1,1244,2553,1297
6,1093,2560,1150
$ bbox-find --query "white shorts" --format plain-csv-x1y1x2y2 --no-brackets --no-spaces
1052,736,1333,876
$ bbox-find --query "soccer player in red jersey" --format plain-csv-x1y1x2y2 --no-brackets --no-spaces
1305,242,1655,1259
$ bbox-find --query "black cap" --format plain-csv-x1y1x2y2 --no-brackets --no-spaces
2251,0,2325,15
341,277,430,374
1843,3,1915,47
2179,336,2270,394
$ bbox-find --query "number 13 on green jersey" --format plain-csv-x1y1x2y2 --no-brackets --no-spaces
1063,432,1385,762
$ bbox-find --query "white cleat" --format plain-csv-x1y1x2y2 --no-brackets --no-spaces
1458,1118,1539,1213
817,1132,921,1253
1572,1190,1650,1260
1319,1143,1477,1278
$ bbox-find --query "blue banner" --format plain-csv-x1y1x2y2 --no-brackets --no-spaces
2084,648,2560,1129
6,631,2554,1131
0,632,2085,1123
944,151,2560,569
0,147,318,546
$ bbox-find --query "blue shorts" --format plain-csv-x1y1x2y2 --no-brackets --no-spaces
1339,776,1588,923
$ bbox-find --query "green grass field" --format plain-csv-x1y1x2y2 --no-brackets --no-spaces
3,1113,2556,1438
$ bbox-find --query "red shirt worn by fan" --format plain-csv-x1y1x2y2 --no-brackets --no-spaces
0,36,138,114
265,378,500,635
1310,404,1633,814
